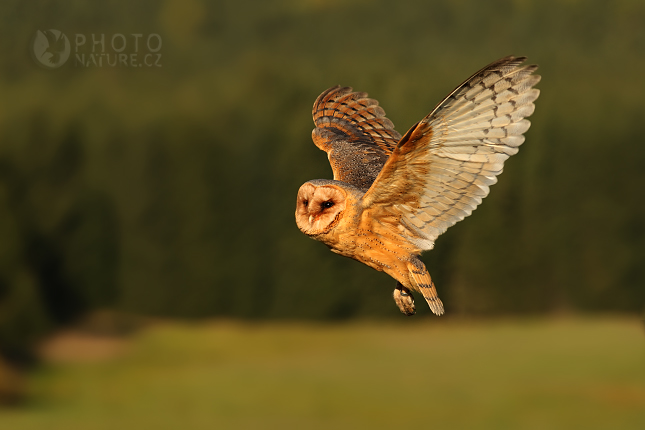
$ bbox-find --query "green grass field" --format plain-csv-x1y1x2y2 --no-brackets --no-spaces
2,317,644,429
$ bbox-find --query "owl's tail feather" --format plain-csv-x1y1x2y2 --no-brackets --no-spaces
407,259,445,316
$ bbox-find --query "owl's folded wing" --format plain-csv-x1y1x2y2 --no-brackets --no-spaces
311,86,401,190
361,56,540,250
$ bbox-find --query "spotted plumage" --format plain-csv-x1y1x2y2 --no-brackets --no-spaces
295,56,540,316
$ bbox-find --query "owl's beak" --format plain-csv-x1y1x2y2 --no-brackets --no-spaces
309,215,314,224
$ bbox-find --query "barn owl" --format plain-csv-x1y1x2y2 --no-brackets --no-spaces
295,56,540,316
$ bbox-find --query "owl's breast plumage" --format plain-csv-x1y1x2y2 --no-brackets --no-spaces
319,209,420,281
313,207,362,257
354,223,419,278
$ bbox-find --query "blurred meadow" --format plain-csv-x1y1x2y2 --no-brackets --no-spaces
4,317,645,429
0,0,644,426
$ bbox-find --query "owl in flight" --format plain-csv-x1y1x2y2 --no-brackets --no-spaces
295,56,540,316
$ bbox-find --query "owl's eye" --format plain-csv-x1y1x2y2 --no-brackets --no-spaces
303,199,308,207
321,201,335,210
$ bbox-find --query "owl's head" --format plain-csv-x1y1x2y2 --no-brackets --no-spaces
295,181,349,236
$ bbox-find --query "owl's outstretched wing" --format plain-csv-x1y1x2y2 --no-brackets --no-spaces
362,56,540,250
312,86,402,190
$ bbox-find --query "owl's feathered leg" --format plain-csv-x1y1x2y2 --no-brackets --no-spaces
393,282,416,316
408,257,445,316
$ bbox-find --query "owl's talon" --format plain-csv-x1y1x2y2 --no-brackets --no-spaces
393,283,416,316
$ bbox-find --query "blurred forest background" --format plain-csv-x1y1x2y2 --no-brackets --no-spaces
0,0,644,368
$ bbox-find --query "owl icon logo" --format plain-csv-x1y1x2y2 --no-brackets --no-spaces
32,29,71,68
